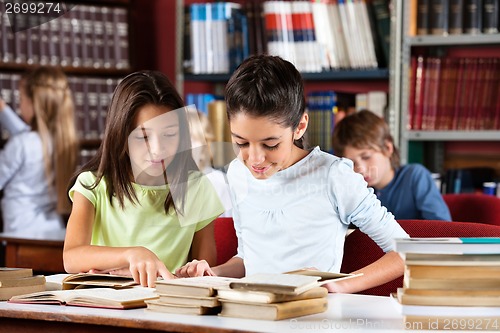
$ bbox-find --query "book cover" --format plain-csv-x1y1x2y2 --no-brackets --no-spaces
391,293,500,317
397,287,500,306
405,264,500,279
482,0,499,34
145,299,221,315
0,282,46,301
229,271,360,295
448,0,464,34
0,275,45,288
157,294,220,308
429,0,449,35
394,237,500,254
0,267,33,279
154,276,238,297
9,287,158,309
219,297,328,321
60,273,137,290
217,286,327,304
404,252,500,266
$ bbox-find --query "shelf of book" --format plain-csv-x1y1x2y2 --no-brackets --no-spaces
0,0,132,167
392,0,500,176
177,0,392,106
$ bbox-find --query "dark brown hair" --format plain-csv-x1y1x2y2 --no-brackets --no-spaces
70,71,198,214
225,55,306,148
332,110,400,169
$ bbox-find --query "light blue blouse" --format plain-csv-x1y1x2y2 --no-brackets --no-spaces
227,147,409,276
0,106,63,233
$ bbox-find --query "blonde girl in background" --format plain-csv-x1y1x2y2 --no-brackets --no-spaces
0,66,78,234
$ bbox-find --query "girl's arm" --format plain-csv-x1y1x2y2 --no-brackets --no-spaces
63,192,174,287
189,222,217,266
324,251,404,294
0,101,30,135
175,256,245,278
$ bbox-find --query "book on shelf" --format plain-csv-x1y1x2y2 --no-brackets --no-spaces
394,237,500,255
9,286,158,309
154,276,239,297
229,270,360,296
218,297,328,321
217,286,327,304
0,269,46,301
145,299,221,315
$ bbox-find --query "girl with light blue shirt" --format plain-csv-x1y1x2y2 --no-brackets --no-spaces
0,67,78,234
176,55,409,294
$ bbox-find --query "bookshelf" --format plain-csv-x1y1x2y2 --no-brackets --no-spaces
176,0,391,109
391,0,500,176
0,0,132,165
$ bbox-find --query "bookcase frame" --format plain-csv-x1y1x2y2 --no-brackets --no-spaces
391,0,500,173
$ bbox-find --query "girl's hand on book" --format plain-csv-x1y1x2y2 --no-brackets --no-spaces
125,247,175,287
175,259,215,278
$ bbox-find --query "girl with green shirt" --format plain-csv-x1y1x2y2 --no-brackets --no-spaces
64,71,224,287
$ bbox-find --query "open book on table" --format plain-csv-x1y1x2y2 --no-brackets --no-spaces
9,287,158,309
45,273,137,290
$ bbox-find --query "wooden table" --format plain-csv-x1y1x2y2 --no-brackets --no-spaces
0,230,65,273
0,293,405,333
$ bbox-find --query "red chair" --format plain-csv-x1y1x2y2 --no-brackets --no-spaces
213,217,238,266
443,194,500,226
341,220,500,296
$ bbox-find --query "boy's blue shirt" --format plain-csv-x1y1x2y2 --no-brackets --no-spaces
376,164,451,221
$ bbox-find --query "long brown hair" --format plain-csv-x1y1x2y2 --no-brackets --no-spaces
71,71,198,214
22,66,78,214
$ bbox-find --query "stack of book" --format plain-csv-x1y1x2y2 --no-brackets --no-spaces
145,270,359,320
217,270,359,321
0,268,45,301
145,276,237,315
393,237,500,330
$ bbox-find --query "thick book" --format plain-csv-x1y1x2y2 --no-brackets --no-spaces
405,264,500,279
219,297,328,320
0,267,33,279
404,275,500,290
154,276,239,297
217,286,327,304
0,275,46,301
157,294,220,308
229,270,360,295
397,287,500,306
145,299,221,315
404,253,500,266
391,293,500,317
394,237,500,254
9,287,158,309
